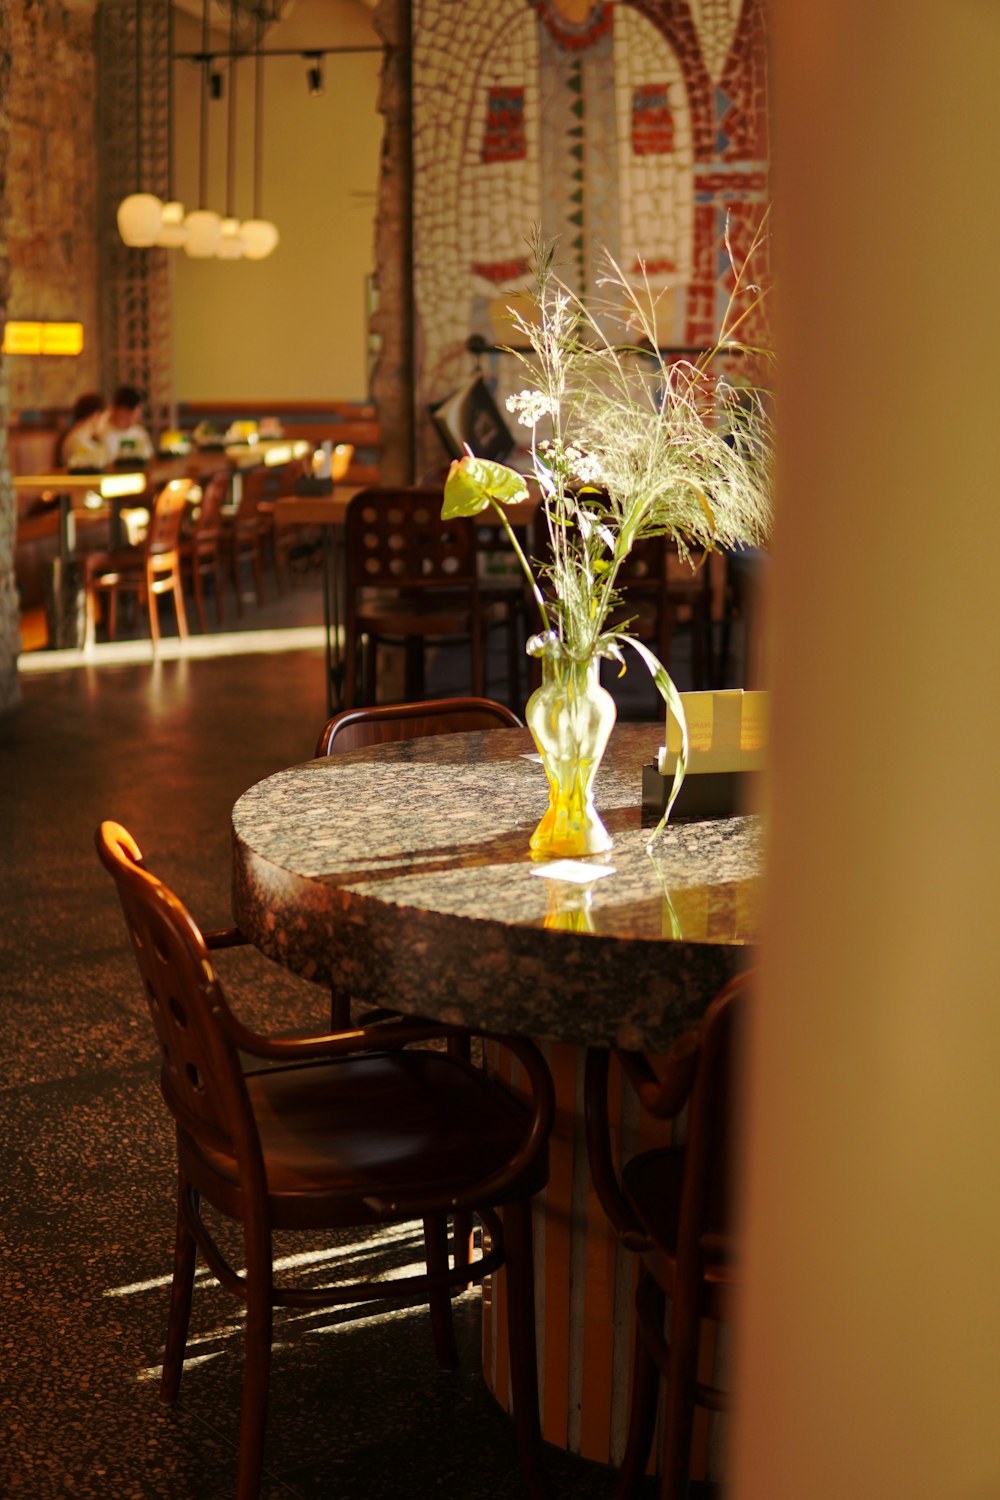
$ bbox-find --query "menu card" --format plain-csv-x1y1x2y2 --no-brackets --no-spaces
657,690,768,777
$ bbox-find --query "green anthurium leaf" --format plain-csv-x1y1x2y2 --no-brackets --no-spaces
619,635,689,841
441,456,528,519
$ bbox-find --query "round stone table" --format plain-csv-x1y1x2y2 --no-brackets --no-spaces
231,722,762,1468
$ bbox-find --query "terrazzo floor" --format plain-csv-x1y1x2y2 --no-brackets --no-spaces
1,573,697,1499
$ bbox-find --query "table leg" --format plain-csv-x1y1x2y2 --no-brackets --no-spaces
58,494,75,562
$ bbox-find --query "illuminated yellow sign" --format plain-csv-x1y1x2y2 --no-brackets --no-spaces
41,323,84,355
2,321,84,356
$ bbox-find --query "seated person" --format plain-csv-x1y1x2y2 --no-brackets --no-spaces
100,384,154,466
58,392,107,471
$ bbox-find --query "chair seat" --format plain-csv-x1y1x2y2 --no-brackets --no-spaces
622,1147,737,1319
84,546,139,580
179,1049,546,1231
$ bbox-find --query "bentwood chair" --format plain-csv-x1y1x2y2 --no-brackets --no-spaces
315,695,522,1034
83,478,193,651
254,457,310,594
96,820,554,1500
584,972,750,1500
343,486,507,708
180,470,230,632
315,694,521,757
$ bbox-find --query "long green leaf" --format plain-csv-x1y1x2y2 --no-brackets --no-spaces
620,634,689,844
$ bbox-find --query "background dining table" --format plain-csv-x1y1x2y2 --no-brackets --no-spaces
231,720,760,1471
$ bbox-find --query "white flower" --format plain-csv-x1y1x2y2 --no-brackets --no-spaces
505,389,555,429
573,452,604,484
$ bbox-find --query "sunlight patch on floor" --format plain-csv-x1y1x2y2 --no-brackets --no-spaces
18,625,329,673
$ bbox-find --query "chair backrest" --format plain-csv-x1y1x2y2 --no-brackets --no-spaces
192,471,230,539
235,465,274,519
94,821,259,1176
346,486,477,594
315,695,522,757
147,479,194,558
585,970,750,1254
673,972,746,1262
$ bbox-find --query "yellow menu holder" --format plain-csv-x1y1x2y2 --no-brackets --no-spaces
642,690,768,821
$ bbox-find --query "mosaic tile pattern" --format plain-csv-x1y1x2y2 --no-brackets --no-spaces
412,0,771,470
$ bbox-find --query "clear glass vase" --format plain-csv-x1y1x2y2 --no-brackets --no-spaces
525,650,618,859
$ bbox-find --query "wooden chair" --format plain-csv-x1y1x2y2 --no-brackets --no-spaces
226,466,270,613
96,820,554,1500
83,478,192,651
315,694,521,757
343,486,505,709
254,457,310,594
584,972,750,1500
180,470,230,632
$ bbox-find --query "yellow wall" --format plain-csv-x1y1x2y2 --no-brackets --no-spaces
171,0,381,404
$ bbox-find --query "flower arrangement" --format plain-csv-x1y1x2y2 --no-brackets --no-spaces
443,223,774,840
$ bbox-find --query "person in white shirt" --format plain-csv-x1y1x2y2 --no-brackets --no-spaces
100,385,154,466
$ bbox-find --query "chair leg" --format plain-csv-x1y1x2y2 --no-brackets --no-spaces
362,633,377,706
107,584,119,642
423,1215,459,1371
343,622,358,709
613,1276,664,1500
232,539,245,616
192,560,208,634
659,1274,701,1500
84,582,97,648
172,570,188,640
160,1174,198,1406
453,1210,474,1289
253,538,267,607
147,583,161,652
213,549,225,625
403,636,424,700
501,1197,549,1499
236,1228,274,1500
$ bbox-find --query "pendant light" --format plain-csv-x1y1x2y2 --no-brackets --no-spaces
216,0,245,259
239,8,279,261
184,0,222,257
117,0,163,246
155,1,187,247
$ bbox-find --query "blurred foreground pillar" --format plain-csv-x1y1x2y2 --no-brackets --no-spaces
735,4,1000,1499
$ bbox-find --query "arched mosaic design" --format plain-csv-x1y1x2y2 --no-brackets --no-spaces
411,0,770,474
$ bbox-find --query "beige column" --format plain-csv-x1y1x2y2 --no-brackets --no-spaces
734,4,1000,1499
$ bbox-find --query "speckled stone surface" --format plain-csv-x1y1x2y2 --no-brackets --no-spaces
232,724,762,1050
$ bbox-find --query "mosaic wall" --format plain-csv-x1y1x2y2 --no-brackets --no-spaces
4,0,100,415
411,0,770,472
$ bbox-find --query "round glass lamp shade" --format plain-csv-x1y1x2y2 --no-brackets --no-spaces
183,209,223,258
216,217,245,260
155,200,188,249
240,219,279,261
117,193,163,247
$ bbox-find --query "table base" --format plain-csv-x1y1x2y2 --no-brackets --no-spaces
483,1040,726,1477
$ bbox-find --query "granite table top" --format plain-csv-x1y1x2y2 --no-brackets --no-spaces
231,723,763,1051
